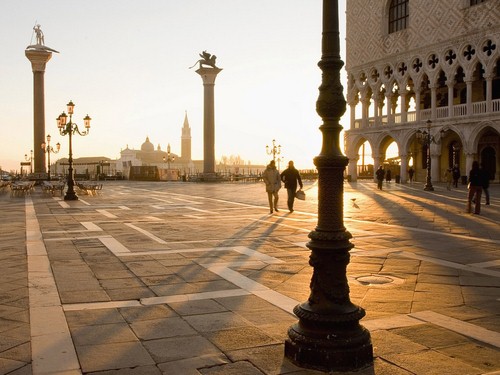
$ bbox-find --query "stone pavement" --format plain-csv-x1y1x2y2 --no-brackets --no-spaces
0,179,499,375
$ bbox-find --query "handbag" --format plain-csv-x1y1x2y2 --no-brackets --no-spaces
295,189,306,200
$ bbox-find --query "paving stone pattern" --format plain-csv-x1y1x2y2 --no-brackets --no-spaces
0,180,498,374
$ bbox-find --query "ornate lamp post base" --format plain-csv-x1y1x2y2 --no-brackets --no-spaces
286,319,372,372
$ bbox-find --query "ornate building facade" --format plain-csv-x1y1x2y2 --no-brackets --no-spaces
345,0,500,183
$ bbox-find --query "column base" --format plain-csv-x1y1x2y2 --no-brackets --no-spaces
285,315,373,372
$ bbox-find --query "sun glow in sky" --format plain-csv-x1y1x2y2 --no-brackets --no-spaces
0,1,348,173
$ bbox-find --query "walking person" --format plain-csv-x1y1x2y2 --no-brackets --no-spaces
444,168,452,190
467,161,483,215
452,164,460,188
262,160,281,214
408,167,415,183
385,169,392,183
376,166,385,190
280,160,303,213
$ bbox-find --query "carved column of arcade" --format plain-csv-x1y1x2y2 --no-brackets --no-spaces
430,143,441,182
430,83,437,120
400,153,408,183
447,80,455,117
391,95,398,123
385,91,393,125
347,91,358,130
284,0,373,371
415,87,421,122
373,91,381,126
466,79,473,115
378,96,385,125
399,88,408,123
465,152,475,179
347,154,359,182
360,90,370,128
25,50,52,175
485,74,493,113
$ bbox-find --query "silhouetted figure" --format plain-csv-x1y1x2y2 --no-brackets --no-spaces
262,160,281,214
376,166,385,190
452,165,460,188
280,161,302,212
408,167,414,183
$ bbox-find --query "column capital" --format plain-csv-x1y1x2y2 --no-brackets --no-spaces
25,49,53,72
196,67,223,84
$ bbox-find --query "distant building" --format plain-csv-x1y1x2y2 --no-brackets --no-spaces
345,0,499,183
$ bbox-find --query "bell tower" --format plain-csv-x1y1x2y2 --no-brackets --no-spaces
181,111,192,161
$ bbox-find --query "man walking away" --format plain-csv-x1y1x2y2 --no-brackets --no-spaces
280,161,303,213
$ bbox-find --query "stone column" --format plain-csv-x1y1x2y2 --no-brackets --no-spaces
25,49,53,175
415,89,421,121
196,67,222,177
400,154,408,183
485,74,493,113
347,155,359,182
466,80,473,115
430,84,437,119
373,93,380,126
399,89,407,123
447,81,454,117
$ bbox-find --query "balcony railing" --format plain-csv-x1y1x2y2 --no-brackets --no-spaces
353,99,500,128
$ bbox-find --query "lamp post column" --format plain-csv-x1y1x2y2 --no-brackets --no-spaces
57,101,91,201
284,0,373,371
423,121,434,191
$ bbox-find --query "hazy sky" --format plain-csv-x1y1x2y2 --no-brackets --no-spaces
0,1,348,173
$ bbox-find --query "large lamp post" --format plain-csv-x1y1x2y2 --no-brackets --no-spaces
41,134,60,181
416,120,443,191
284,0,373,372
57,100,91,200
24,150,34,174
266,139,281,162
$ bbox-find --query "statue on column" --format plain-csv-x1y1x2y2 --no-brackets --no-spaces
34,24,45,45
26,24,59,53
189,50,218,69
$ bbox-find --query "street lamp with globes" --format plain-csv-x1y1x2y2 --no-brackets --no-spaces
41,134,60,181
24,150,33,174
266,139,281,162
57,100,91,200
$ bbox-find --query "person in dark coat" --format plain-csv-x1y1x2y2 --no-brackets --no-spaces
467,161,483,214
385,169,392,183
408,167,415,183
280,160,303,213
452,164,460,188
376,166,385,190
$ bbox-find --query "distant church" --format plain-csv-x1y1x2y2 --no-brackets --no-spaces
116,112,203,179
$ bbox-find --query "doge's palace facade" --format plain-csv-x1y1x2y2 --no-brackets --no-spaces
345,0,500,183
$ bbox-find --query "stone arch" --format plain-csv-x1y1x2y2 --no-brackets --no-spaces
345,133,377,181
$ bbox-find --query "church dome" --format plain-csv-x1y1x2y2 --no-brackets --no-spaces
141,137,154,152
